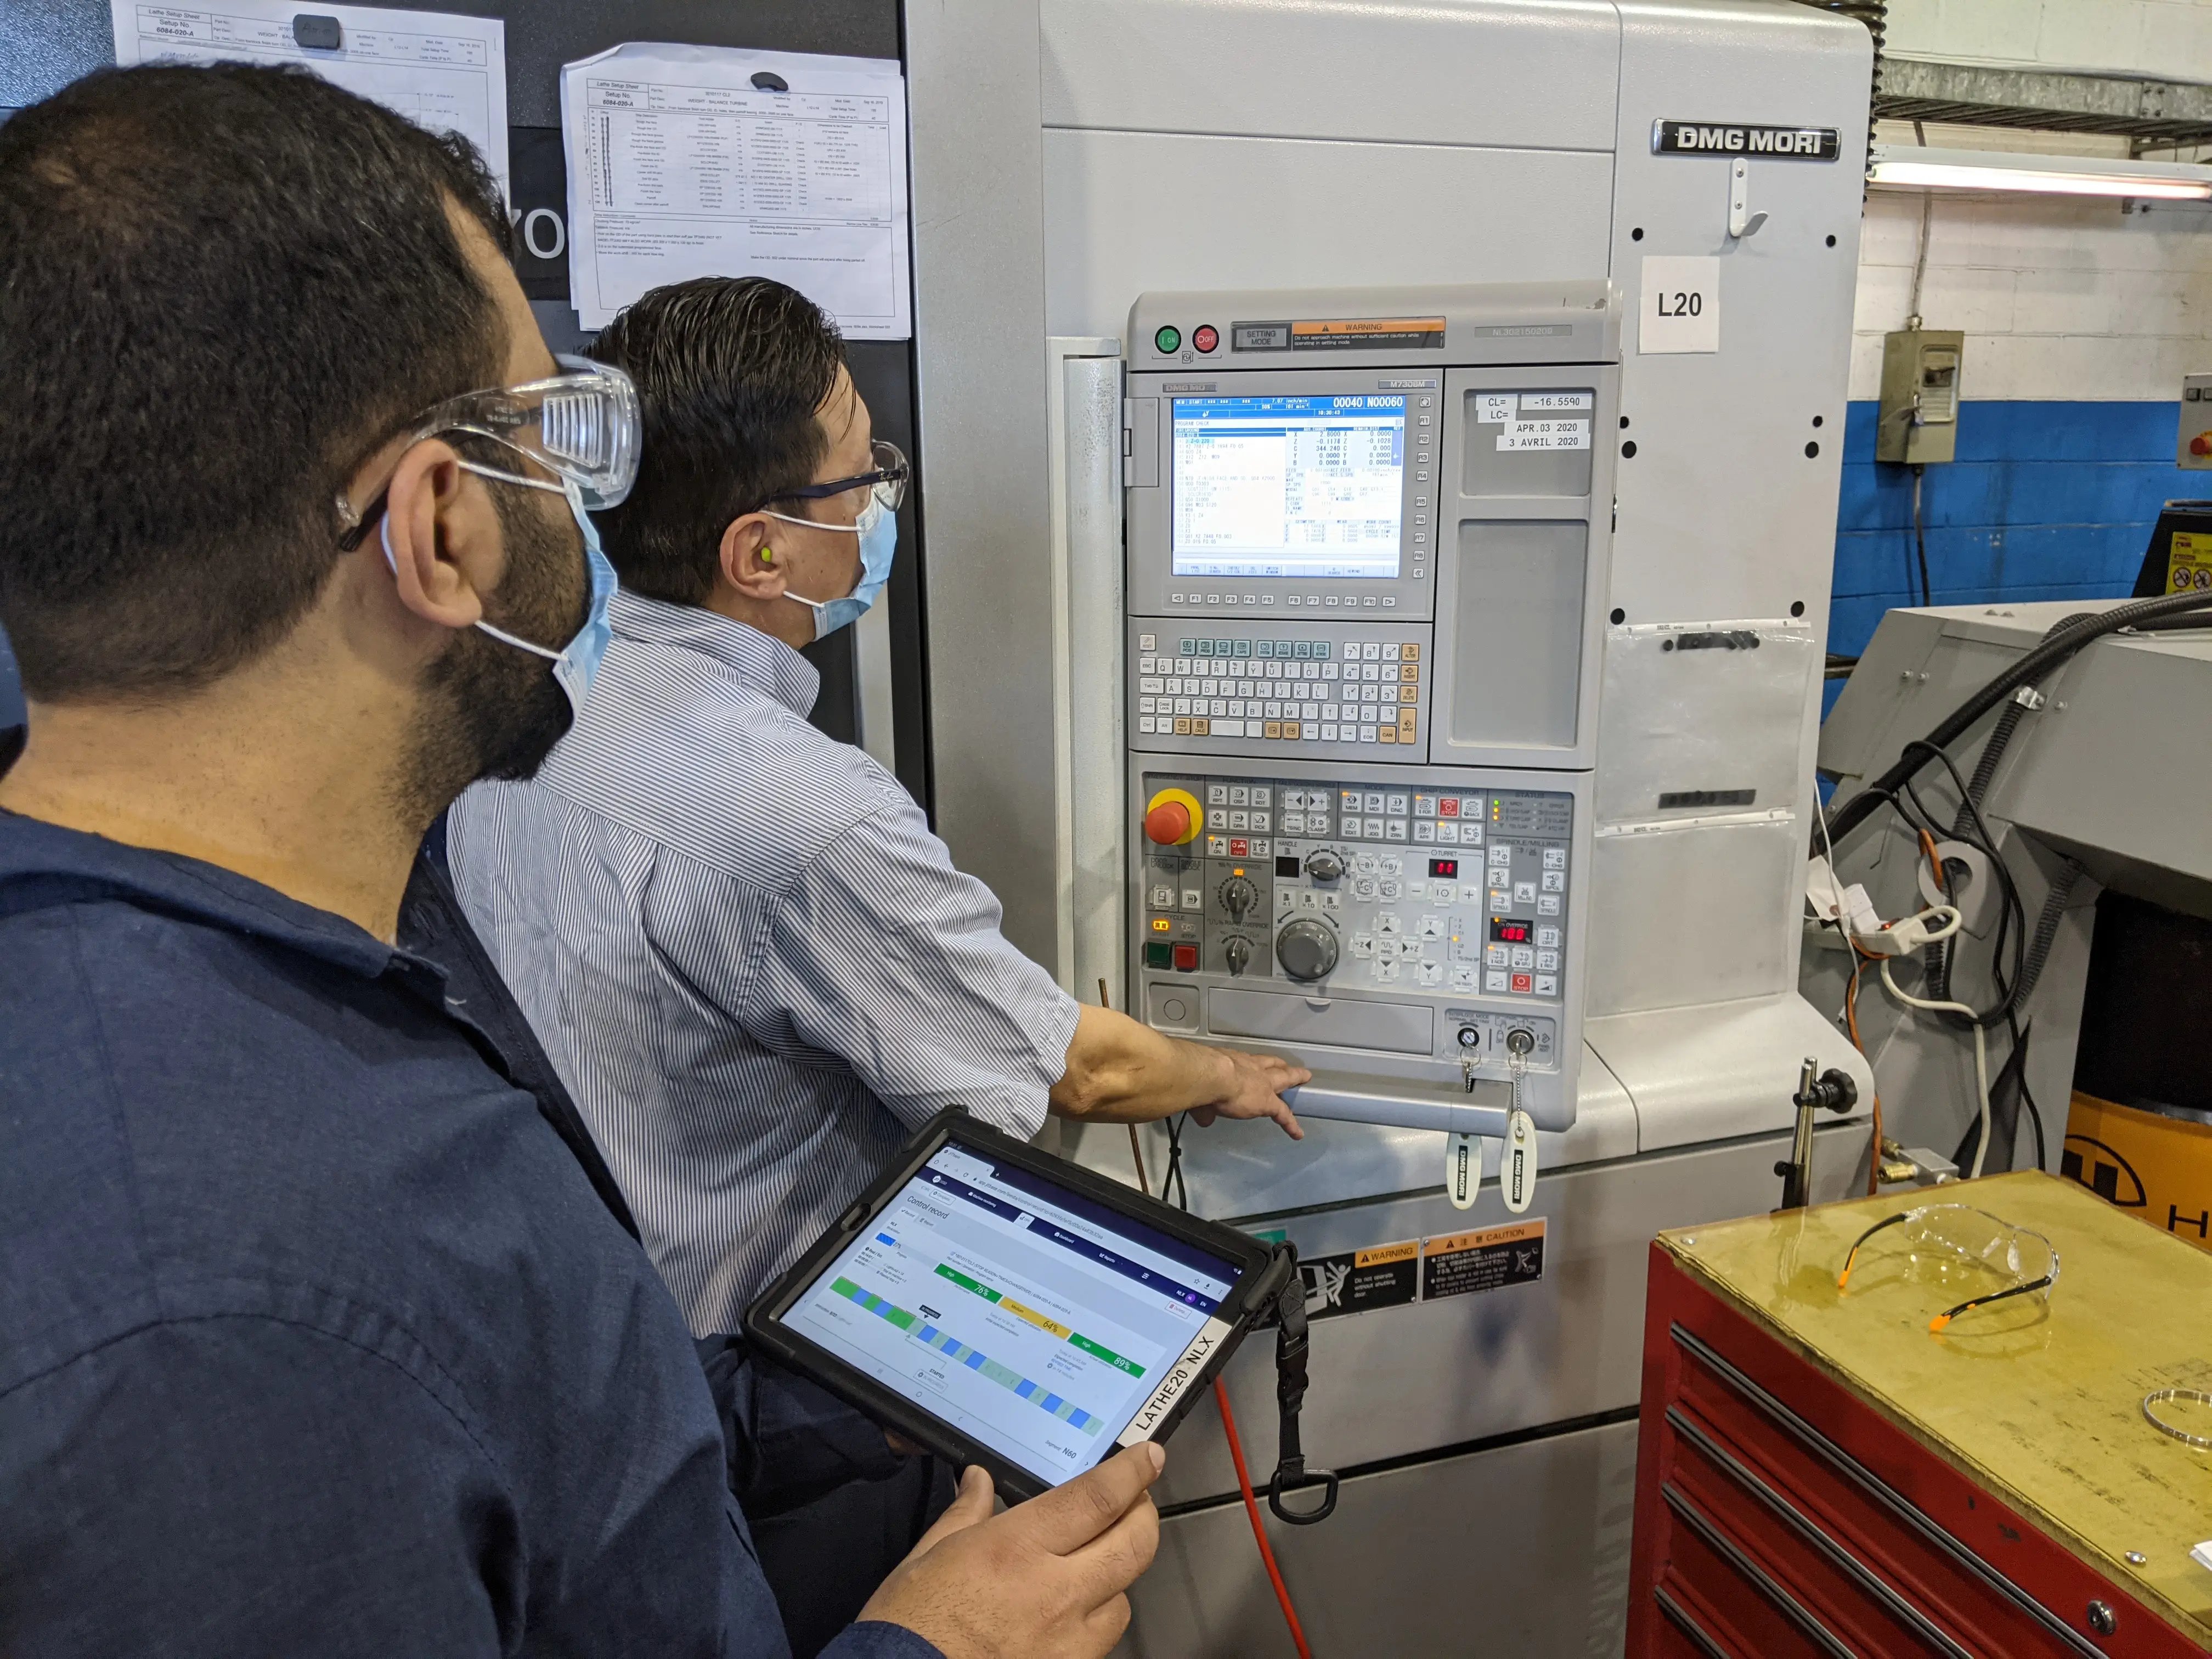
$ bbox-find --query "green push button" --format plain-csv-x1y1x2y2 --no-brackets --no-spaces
1154,325,1181,355
1144,941,1173,969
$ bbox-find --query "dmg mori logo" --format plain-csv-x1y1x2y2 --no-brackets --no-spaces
1651,120,1841,161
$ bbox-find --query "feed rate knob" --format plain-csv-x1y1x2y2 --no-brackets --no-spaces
1302,848,1344,883
1275,918,1339,983
1217,875,1258,920
1223,936,1253,977
1142,787,1203,847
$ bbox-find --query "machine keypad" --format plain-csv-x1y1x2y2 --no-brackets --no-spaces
1140,772,1575,1054
1130,624,1428,753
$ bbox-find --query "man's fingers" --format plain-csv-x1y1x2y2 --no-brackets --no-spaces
1268,1096,1305,1139
1060,1489,1163,1609
907,1464,995,1557
1012,1442,1165,1556
1081,1592,1136,1653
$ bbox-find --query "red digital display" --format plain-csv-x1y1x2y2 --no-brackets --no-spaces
1428,858,1458,878
1489,919,1532,943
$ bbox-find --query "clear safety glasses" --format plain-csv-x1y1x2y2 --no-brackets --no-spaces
770,439,910,517
1837,1203,2060,1332
336,355,641,551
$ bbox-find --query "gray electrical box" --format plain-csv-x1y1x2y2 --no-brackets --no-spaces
2179,373,2212,470
1876,328,1963,464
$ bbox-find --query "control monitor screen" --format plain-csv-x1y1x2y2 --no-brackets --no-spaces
1172,394,1405,580
781,1144,1239,1485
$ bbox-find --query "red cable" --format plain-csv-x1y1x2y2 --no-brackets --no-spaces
1213,1379,1312,1659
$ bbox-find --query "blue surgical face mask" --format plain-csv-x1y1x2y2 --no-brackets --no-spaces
383,460,618,714
762,493,897,641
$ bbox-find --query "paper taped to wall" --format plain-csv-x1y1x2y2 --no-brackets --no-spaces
110,2,509,198
560,42,911,338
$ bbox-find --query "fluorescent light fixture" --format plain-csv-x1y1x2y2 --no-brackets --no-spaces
1869,144,2212,200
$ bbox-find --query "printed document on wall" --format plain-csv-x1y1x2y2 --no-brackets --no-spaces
560,43,911,338
110,3,508,196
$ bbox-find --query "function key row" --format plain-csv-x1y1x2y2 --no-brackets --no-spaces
1165,593,1407,607
1140,715,1419,744
1164,639,1419,662
1138,666,1418,690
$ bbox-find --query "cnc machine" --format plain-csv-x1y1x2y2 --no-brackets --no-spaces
905,1,1893,1650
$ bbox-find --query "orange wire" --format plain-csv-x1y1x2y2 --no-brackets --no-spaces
1847,941,1884,1196
1214,1380,1312,1659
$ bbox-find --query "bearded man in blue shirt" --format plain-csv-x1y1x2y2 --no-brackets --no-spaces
0,62,1164,1659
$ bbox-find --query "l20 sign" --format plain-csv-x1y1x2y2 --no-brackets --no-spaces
1639,256,1719,355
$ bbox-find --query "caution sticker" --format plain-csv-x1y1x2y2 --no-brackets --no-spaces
2168,529,2212,594
1420,1219,1547,1302
1300,1240,1420,1321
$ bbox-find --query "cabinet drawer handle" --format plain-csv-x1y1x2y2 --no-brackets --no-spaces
1664,1483,1857,1659
1655,1586,1737,1659
1671,1322,2104,1659
1669,1406,1974,1657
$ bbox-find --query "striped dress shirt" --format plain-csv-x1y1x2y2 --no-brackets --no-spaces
448,590,1077,1336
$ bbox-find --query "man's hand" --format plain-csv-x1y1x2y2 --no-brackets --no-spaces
1051,1005,1307,1138
1188,1046,1309,1138
857,1444,1166,1659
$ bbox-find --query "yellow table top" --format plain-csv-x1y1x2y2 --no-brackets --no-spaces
1662,1171,2212,1641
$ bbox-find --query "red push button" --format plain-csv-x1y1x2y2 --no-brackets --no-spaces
1193,324,1220,354
2192,432,2212,456
1172,943,1200,972
1144,799,1192,844
1511,973,1533,994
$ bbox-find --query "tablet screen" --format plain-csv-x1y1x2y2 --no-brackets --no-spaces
782,1143,1243,1485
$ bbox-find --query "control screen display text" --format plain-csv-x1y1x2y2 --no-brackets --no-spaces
1171,394,1405,580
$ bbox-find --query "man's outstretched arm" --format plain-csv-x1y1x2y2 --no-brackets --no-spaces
1050,1003,1308,1138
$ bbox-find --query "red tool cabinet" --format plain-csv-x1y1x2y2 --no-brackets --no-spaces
1627,1173,2212,1658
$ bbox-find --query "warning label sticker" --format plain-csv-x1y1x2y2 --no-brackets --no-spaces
1300,1240,1420,1321
1289,316,1446,352
2168,529,2212,594
1420,1219,1547,1302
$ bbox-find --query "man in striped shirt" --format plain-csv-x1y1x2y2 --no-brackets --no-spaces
447,277,1305,1649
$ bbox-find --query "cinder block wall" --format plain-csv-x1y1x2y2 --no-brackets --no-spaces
1831,0,2212,679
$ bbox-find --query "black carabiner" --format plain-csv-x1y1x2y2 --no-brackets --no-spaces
1260,1245,1336,1525
1268,1462,1340,1525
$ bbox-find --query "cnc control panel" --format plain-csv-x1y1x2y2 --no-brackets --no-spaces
1130,758,1587,1118
1121,283,1616,1128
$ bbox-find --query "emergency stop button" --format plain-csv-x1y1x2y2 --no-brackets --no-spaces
2192,432,2212,456
1143,787,1203,845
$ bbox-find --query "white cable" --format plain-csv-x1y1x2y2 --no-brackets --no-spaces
1850,903,1962,956
1880,957,1993,1178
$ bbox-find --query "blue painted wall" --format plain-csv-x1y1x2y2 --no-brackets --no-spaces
1831,398,2191,660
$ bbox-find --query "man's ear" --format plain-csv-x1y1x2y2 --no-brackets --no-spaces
374,439,503,633
719,512,787,602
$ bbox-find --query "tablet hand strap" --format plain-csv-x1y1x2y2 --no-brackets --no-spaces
1263,1246,1339,1525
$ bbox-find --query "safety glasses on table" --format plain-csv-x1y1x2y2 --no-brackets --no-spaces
1836,1203,2060,1332
336,356,641,550
768,439,910,517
